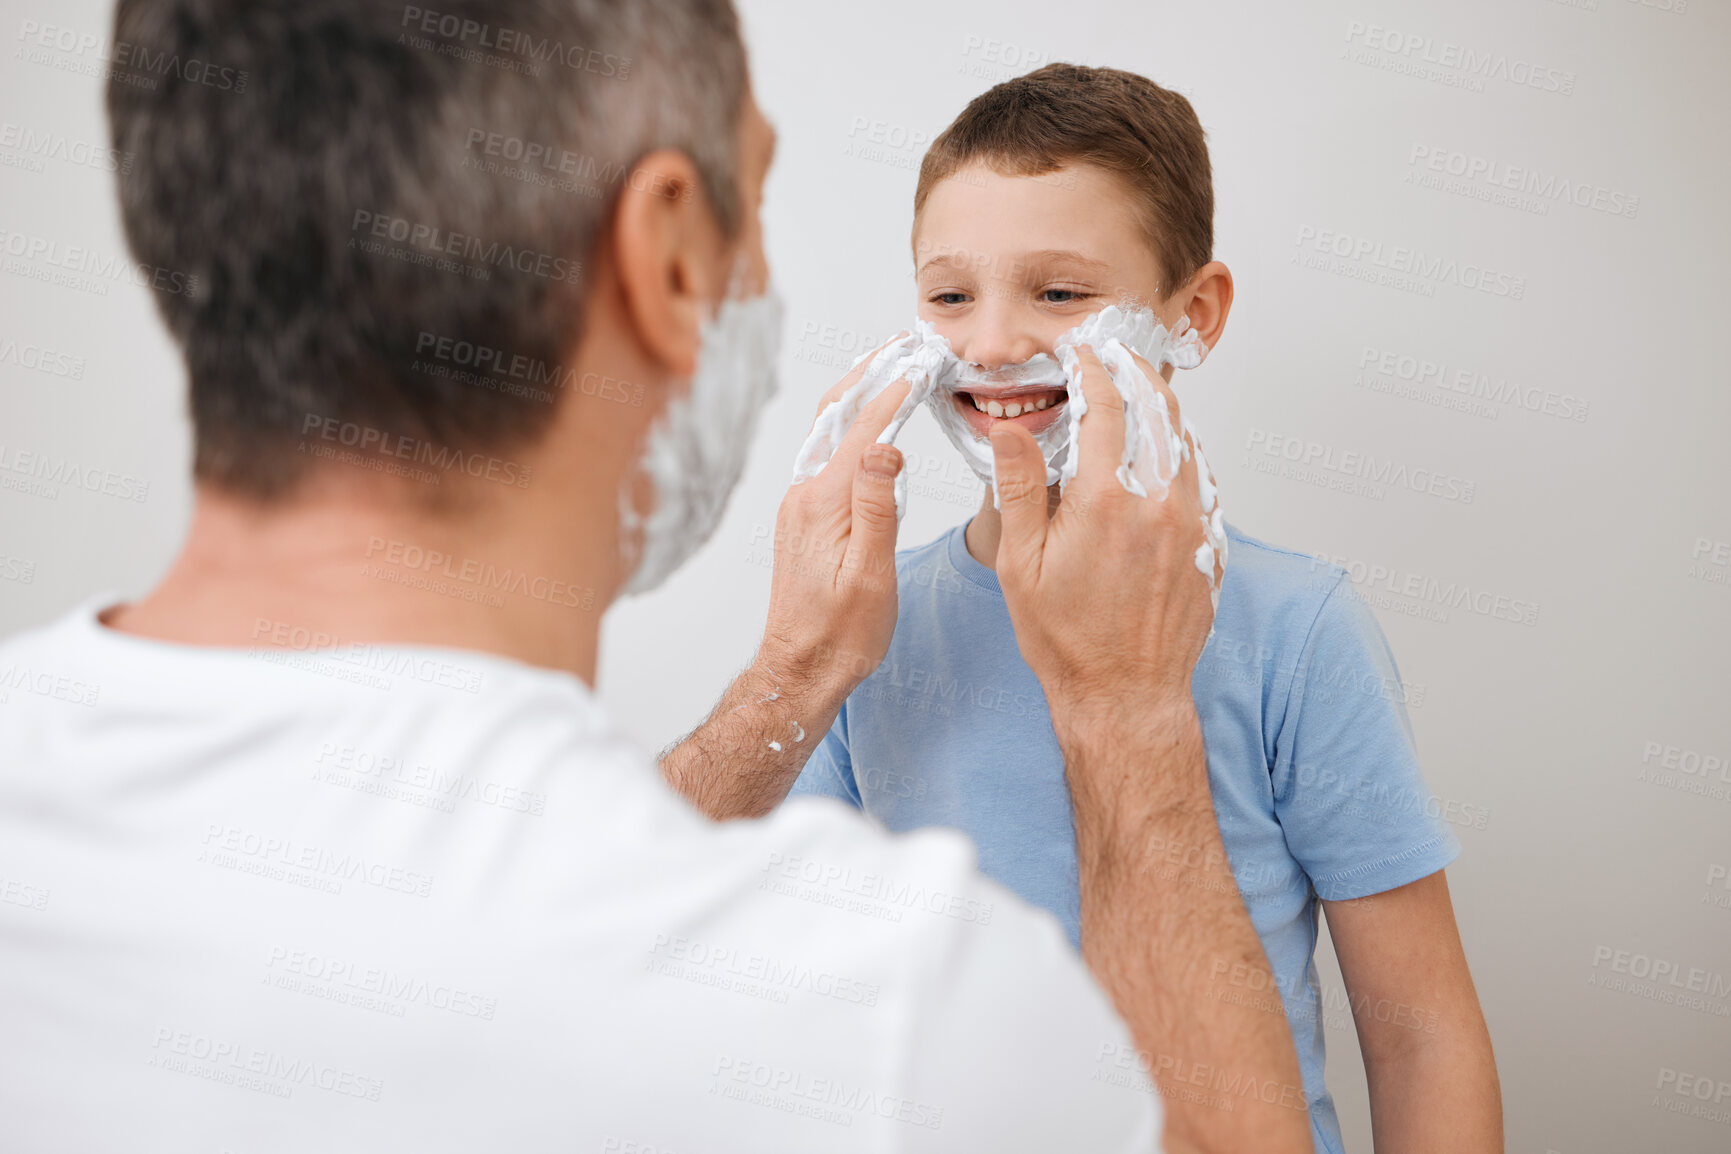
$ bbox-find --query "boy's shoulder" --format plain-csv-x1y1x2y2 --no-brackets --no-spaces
1223,522,1346,596
1214,522,1353,645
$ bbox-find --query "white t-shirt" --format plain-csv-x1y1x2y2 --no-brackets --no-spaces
0,602,1161,1153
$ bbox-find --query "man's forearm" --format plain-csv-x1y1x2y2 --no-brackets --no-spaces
659,647,852,820
660,366,907,821
1058,700,1311,1154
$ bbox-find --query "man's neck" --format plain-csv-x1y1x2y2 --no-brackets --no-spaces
105,470,616,685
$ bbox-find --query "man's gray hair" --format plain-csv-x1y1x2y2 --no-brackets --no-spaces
109,0,749,498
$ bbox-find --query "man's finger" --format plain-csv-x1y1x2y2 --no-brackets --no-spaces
989,423,1049,586
809,331,910,428
1070,344,1126,491
840,444,903,590
815,378,912,492
1167,425,1204,523
1128,348,1184,435
1162,428,1221,604
1190,428,1227,589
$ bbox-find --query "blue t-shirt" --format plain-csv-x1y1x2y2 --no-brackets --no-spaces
789,521,1461,1154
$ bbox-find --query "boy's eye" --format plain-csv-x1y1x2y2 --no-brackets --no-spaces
929,291,970,306
1040,288,1092,304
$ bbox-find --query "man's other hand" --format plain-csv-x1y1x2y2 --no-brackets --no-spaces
762,348,913,695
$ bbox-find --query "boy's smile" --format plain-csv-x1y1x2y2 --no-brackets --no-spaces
950,373,1069,436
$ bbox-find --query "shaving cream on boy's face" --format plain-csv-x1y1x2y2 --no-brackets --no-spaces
928,307,1208,490
618,283,784,597
789,303,1228,605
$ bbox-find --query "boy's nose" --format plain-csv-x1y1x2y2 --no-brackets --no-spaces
956,312,1046,371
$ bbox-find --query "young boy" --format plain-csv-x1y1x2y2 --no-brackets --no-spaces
789,65,1502,1153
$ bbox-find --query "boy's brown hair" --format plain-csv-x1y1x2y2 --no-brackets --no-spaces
914,63,1213,297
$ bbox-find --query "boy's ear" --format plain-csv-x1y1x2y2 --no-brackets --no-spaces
1179,261,1234,352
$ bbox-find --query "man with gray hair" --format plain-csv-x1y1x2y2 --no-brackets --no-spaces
0,2,1306,1152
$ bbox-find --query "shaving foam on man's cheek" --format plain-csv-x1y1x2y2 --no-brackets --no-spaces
620,285,783,595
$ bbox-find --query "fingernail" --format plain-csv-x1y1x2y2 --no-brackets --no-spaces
862,445,900,477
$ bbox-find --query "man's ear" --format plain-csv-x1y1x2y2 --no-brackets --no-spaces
608,150,723,379
1178,260,1234,353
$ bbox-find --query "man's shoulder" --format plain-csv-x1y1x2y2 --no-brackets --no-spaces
0,602,118,712
0,603,90,658
757,794,1000,908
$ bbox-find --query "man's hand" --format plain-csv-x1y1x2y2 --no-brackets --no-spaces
761,360,913,697
989,345,1310,1154
658,349,911,820
990,344,1220,726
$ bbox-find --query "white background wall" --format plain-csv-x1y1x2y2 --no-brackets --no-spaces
3,1,1727,1150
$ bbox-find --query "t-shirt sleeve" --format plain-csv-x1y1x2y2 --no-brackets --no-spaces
786,699,862,808
894,839,1162,1152
1270,576,1462,900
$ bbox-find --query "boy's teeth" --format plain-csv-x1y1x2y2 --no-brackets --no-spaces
968,393,1059,417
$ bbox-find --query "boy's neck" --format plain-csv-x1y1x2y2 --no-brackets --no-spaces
963,494,1003,571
